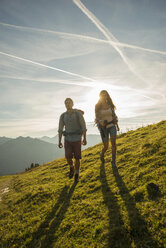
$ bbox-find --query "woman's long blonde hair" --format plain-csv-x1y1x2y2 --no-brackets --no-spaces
95,90,116,111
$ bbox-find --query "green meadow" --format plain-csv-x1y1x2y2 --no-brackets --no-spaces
0,121,165,248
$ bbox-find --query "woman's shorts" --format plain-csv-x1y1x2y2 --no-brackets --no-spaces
64,139,81,159
100,125,117,143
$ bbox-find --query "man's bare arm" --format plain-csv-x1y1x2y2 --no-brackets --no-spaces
58,132,63,148
82,131,87,146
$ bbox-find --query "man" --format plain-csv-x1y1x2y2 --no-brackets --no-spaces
58,98,87,182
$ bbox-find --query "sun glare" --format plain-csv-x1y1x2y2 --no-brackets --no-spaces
75,81,152,123
81,85,106,122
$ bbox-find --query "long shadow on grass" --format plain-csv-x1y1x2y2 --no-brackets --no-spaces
27,183,76,248
112,166,160,248
100,162,131,248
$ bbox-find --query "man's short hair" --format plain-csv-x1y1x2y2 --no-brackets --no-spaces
64,98,74,105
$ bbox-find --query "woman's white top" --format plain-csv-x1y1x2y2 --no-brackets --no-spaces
100,108,114,128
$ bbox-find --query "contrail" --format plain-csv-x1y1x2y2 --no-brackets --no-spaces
0,75,97,87
0,22,102,43
73,0,148,82
0,22,166,55
0,51,95,82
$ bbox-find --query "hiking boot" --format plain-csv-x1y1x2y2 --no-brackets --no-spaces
69,166,74,179
74,173,79,183
100,152,105,163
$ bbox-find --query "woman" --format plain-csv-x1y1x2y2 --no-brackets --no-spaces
95,90,119,167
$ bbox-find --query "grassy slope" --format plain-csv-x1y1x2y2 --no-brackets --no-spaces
0,121,165,248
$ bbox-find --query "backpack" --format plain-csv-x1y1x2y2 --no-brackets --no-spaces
62,109,84,136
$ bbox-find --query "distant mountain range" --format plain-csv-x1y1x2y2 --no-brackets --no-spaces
0,137,64,176
0,134,101,176
39,135,59,144
39,134,101,149
0,137,12,145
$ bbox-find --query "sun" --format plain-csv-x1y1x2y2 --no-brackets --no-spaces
82,86,103,122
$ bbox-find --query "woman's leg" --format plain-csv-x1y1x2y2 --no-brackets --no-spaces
100,141,109,163
100,127,109,157
101,142,109,156
110,135,117,165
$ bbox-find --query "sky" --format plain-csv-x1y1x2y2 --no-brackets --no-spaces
0,0,166,137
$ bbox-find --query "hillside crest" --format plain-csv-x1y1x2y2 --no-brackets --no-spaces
0,121,165,248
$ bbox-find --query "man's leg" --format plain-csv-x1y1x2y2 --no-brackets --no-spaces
67,158,73,166
74,159,80,182
73,141,81,182
75,159,80,174
67,158,74,179
65,140,74,178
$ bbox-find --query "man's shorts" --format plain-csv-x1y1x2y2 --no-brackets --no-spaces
64,140,81,159
100,125,117,143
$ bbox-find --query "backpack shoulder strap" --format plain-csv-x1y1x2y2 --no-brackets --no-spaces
61,112,68,123
74,110,83,131
74,110,80,123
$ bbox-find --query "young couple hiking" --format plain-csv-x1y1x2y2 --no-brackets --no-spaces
58,90,119,183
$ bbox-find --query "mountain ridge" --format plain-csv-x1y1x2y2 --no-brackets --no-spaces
0,136,64,175
0,134,101,175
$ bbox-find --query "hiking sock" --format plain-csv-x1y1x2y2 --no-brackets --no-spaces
112,154,116,162
111,155,117,167
100,152,105,163
70,165,74,172
75,173,79,182
69,166,74,179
